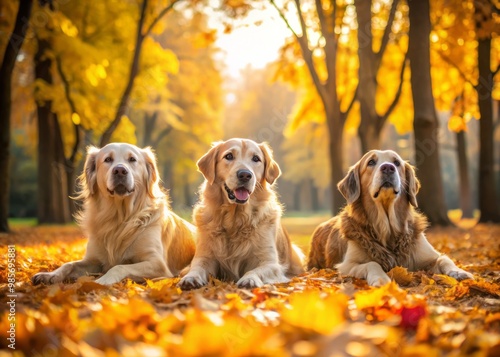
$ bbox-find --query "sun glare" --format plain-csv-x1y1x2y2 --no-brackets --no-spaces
211,3,296,79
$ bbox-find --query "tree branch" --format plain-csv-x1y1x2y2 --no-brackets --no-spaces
375,0,399,71
269,0,300,39
435,49,476,87
99,0,148,146
381,51,408,126
292,0,328,100
493,63,500,77
144,0,182,37
54,55,81,164
341,86,358,118
315,0,337,93
152,126,173,147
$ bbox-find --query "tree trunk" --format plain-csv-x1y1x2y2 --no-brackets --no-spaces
183,180,192,208
293,183,301,211
456,130,474,218
309,179,319,211
476,36,500,222
0,0,33,232
355,0,380,153
163,161,174,199
35,39,71,224
326,108,346,214
408,0,451,226
142,111,158,146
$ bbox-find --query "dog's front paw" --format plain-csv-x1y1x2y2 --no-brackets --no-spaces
237,275,263,289
368,274,391,287
32,272,62,285
95,274,122,286
178,275,207,290
448,270,473,281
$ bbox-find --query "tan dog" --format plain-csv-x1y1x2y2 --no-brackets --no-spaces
32,143,196,285
308,150,473,286
178,138,304,289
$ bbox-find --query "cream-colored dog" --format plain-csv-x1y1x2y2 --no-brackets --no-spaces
32,143,196,285
308,150,473,286
178,138,304,289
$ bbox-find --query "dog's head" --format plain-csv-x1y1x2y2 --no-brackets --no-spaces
197,138,281,204
338,150,420,208
79,143,161,200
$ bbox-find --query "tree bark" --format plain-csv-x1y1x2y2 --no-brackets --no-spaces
476,35,500,222
0,0,33,232
355,0,379,152
309,179,319,211
326,107,346,214
456,130,474,218
408,0,452,226
142,111,158,146
35,39,72,224
293,183,301,211
354,0,400,153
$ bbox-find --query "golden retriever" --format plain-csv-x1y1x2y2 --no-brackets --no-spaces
32,143,196,285
308,150,473,286
178,138,305,289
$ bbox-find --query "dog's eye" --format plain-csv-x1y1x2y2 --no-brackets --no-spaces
104,157,113,163
224,153,234,161
129,157,137,163
394,160,400,167
367,159,376,166
252,155,261,163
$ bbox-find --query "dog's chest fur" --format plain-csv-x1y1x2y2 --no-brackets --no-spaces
82,196,162,269
340,207,428,272
202,202,278,280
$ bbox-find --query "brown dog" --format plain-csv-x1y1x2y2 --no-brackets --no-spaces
308,150,473,286
32,143,196,285
178,138,305,289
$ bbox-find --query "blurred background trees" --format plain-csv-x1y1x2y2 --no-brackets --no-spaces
1,0,499,232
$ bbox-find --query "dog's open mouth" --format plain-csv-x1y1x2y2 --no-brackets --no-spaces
108,184,134,196
374,182,399,198
224,183,251,204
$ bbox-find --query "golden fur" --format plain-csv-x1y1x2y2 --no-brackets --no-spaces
32,143,196,285
178,138,304,289
308,150,473,286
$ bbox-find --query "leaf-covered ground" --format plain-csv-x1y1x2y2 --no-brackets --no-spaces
1,219,499,356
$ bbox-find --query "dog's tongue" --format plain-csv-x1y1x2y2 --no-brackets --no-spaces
234,188,250,201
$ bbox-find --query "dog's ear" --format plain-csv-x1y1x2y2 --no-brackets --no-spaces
259,142,281,185
405,161,420,207
142,147,161,198
197,142,221,184
337,163,361,204
81,146,99,197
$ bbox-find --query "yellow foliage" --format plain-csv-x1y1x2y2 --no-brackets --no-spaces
112,115,137,144
71,113,81,125
281,290,348,334
354,281,407,310
388,267,415,286
448,115,468,132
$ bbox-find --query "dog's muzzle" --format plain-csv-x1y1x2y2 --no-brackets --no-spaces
108,164,134,196
224,183,251,204
373,163,400,198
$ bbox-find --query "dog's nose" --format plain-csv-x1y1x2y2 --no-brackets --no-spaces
113,165,128,177
380,163,396,174
237,169,253,183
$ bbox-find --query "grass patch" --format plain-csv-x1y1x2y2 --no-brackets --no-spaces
8,217,37,227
